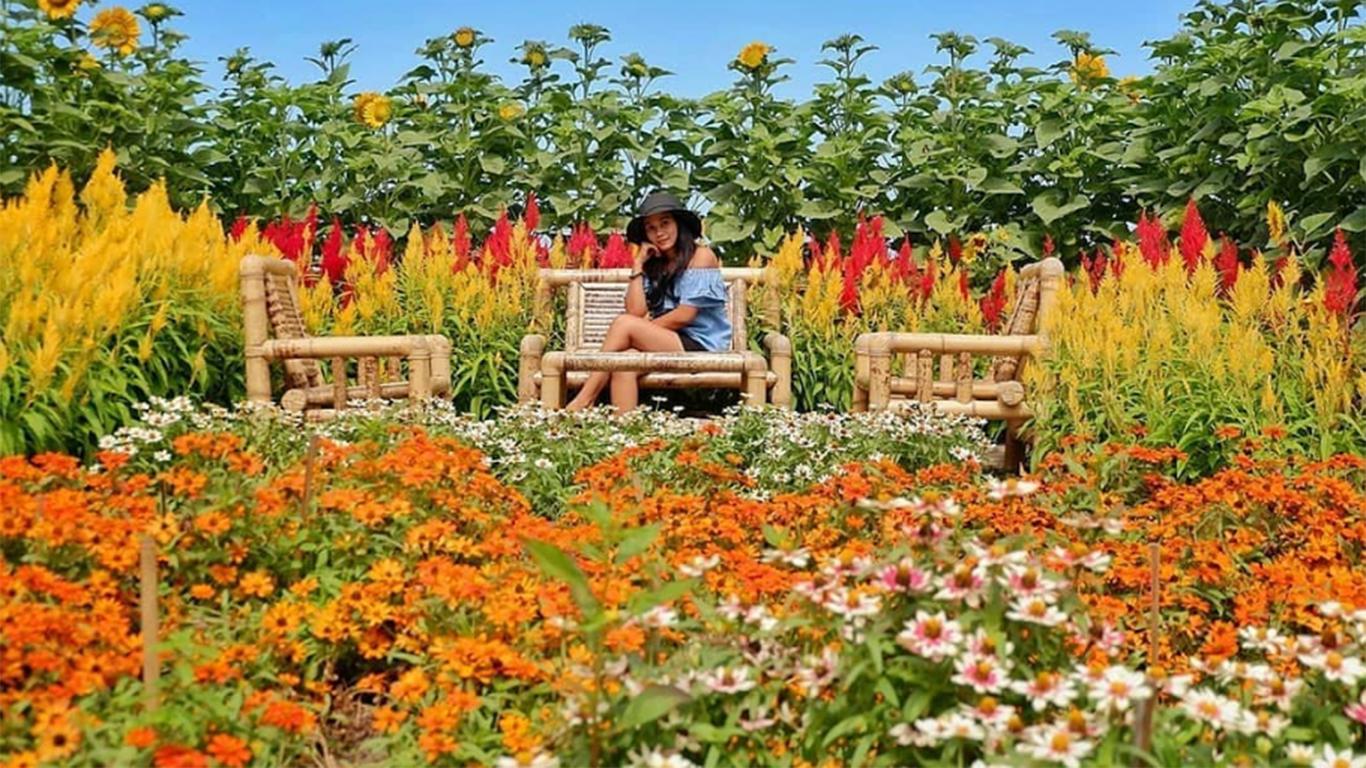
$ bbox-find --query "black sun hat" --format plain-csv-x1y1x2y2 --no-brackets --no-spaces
625,191,702,245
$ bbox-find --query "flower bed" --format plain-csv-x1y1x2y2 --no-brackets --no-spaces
3,407,1365,766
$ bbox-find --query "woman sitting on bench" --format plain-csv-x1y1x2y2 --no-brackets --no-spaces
565,191,732,412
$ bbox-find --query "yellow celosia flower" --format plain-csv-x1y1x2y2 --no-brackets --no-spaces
353,92,392,129
90,7,141,56
499,102,525,121
1266,200,1287,246
38,0,81,20
737,41,771,71
453,27,476,48
1070,52,1108,85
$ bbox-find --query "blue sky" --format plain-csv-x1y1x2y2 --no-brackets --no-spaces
165,0,1198,97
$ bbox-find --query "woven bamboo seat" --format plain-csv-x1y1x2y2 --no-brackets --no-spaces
852,257,1064,470
240,255,451,418
519,268,792,409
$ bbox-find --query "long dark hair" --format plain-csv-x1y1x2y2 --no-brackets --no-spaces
643,213,697,317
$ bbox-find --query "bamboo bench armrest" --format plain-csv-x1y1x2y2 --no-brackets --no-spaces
857,332,1042,357
259,335,438,359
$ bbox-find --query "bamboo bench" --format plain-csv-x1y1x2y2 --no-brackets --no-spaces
240,255,452,418
852,257,1064,470
518,268,792,409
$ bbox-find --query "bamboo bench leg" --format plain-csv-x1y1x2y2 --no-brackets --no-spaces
541,353,566,409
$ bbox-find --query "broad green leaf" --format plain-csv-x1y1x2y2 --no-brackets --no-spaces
619,684,690,729
1340,206,1366,233
524,539,599,617
615,524,661,563
1034,119,1064,149
1031,192,1089,225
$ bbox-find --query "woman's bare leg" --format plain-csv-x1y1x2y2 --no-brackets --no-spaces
565,314,684,411
610,371,641,413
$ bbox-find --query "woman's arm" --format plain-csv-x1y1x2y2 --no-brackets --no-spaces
624,244,654,317
650,304,699,331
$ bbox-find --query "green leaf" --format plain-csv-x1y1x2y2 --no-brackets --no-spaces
479,155,507,175
982,134,1019,158
798,199,839,220
615,524,660,563
1035,119,1064,149
620,684,690,729
524,539,599,617
821,714,865,748
1340,206,1366,233
924,209,960,235
1299,211,1337,238
1031,192,1089,225
978,177,1024,195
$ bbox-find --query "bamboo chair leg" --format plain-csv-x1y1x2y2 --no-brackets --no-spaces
541,353,566,409
743,355,768,407
1004,421,1026,474
331,358,346,410
866,335,892,410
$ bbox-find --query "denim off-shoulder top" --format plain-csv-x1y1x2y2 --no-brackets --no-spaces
642,268,733,351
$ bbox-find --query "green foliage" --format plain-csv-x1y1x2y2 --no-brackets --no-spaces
5,1,1366,259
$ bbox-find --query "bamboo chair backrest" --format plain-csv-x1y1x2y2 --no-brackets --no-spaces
563,272,752,353
257,262,323,390
991,257,1063,382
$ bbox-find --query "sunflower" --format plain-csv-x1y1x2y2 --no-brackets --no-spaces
1069,51,1109,85
37,0,81,20
498,102,524,121
353,92,393,129
90,7,141,56
523,46,547,69
139,3,172,22
453,27,476,49
736,41,771,71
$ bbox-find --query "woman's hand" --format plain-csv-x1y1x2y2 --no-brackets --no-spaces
633,243,658,272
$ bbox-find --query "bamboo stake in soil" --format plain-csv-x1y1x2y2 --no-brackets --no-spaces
139,534,160,712
1132,541,1161,761
301,434,321,519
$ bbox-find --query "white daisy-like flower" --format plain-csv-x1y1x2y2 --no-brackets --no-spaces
1011,670,1078,711
895,611,963,661
1088,666,1152,712
700,665,756,695
1006,593,1069,628
986,477,1040,500
1313,745,1366,768
1020,723,1093,768
1180,689,1245,731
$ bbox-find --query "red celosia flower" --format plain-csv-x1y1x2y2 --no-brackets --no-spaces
948,235,963,265
1042,233,1055,257
483,211,514,277
524,192,540,232
980,270,1008,330
957,270,970,302
1179,198,1209,273
599,231,632,268
1324,228,1358,319
568,222,599,267
452,213,472,271
838,216,884,314
229,215,250,242
1109,241,1127,279
894,236,917,285
372,227,393,274
1081,248,1107,293
319,218,348,286
1213,236,1239,294
1136,210,1170,268
918,255,937,302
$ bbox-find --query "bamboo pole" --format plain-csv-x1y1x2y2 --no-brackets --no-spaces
301,435,320,520
1132,541,1161,762
139,535,160,712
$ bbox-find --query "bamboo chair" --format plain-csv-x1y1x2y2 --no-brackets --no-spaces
519,268,792,409
852,257,1064,471
240,255,451,418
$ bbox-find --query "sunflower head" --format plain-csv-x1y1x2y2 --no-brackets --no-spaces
453,27,477,49
521,43,547,70
38,0,81,21
90,7,141,56
76,52,101,75
353,92,393,130
736,41,772,71
1069,51,1109,85
139,3,175,23
498,102,525,121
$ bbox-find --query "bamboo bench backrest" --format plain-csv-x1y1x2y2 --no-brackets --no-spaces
992,257,1064,382
243,257,323,390
542,268,769,353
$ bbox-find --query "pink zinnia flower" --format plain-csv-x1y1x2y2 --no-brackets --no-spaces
896,611,963,661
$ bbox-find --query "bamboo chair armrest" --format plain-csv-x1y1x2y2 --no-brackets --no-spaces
259,335,437,359
857,332,1042,358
